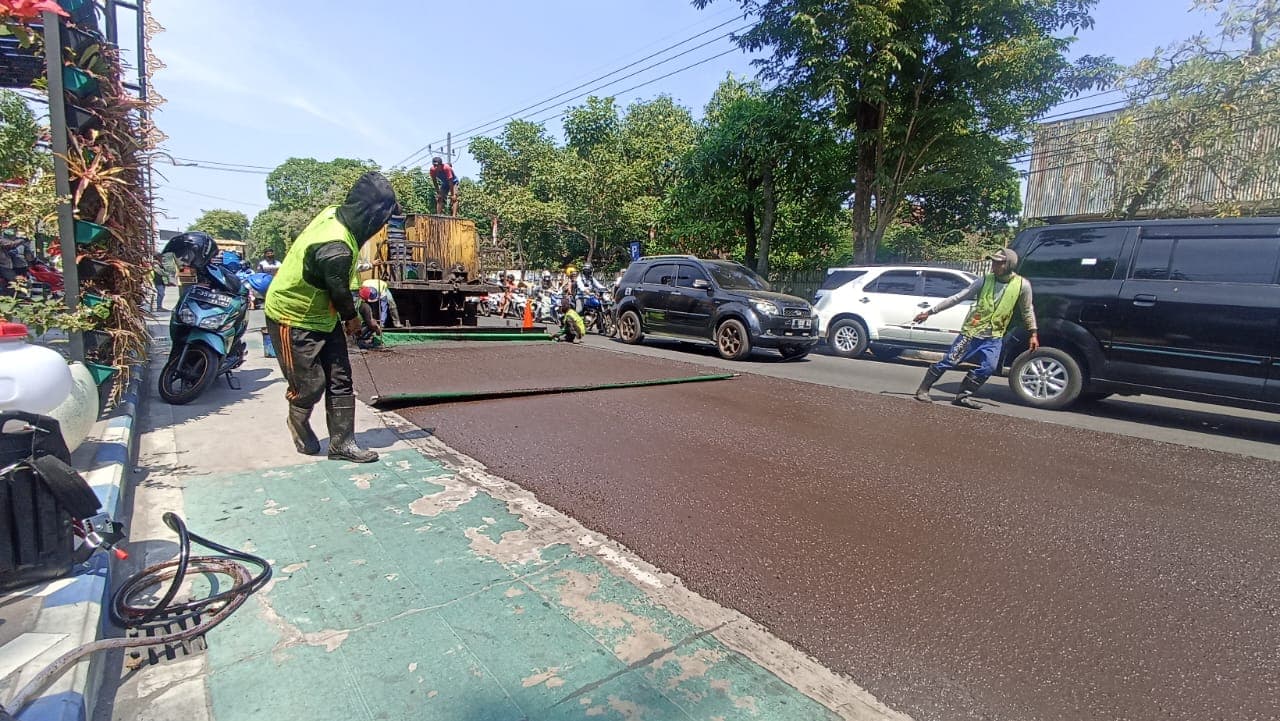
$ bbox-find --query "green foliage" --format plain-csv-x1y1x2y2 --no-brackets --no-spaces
0,281,112,337
1103,0,1280,218
0,89,41,182
264,157,377,212
188,208,249,240
0,165,57,238
386,167,436,215
695,0,1113,262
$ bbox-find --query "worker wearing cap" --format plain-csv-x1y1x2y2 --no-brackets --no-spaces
911,248,1038,408
361,277,402,328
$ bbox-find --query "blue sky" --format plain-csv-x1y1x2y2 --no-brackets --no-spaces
139,0,1217,232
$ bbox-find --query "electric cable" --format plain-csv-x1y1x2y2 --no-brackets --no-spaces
0,514,270,720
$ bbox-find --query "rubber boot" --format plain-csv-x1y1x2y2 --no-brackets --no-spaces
952,375,986,409
287,404,321,455
388,302,403,329
914,367,944,403
326,396,378,463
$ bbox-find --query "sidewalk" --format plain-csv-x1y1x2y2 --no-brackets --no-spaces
94,314,907,721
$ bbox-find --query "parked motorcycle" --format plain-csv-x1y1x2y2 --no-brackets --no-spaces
27,257,63,296
157,232,250,405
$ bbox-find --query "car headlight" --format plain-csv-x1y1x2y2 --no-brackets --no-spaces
177,307,197,325
752,300,779,316
198,315,223,330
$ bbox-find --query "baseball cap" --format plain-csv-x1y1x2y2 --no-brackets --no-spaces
985,247,1018,266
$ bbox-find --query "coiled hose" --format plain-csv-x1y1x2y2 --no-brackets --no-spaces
0,513,270,720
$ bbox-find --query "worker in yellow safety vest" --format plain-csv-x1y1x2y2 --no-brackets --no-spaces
264,172,400,463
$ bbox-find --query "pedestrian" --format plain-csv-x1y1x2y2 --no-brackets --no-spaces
264,171,400,463
361,277,403,328
257,248,282,276
429,156,458,216
0,232,16,295
912,248,1038,408
152,253,170,312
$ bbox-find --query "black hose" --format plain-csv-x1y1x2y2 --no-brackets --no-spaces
1,513,269,719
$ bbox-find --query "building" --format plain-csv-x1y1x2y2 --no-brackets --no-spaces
1023,110,1280,222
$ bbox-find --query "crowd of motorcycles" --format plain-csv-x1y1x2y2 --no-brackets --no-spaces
478,280,618,337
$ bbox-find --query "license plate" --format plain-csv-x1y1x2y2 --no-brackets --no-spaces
789,318,812,330
191,287,232,308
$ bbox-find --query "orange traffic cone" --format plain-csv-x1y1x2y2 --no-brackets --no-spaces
522,298,534,330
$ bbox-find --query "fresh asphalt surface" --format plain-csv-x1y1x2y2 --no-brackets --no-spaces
359,328,1279,721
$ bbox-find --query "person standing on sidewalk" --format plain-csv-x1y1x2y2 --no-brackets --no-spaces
264,172,400,463
151,253,170,312
912,248,1038,408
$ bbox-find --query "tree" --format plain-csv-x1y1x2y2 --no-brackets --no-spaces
264,157,377,212
663,78,850,274
1103,0,1280,218
0,89,41,182
696,0,1112,262
188,208,249,240
386,167,436,215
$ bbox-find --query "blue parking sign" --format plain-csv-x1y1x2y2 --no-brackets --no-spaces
629,241,642,261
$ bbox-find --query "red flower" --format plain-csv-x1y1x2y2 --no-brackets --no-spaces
0,0,69,21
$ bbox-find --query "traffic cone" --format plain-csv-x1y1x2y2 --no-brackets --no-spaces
522,298,534,330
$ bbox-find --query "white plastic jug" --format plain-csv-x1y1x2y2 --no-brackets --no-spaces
0,322,74,416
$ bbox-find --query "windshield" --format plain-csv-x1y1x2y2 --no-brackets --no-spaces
705,261,772,291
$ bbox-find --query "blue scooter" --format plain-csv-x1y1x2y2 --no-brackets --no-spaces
158,235,250,405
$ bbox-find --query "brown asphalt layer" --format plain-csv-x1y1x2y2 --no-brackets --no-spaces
358,343,1280,721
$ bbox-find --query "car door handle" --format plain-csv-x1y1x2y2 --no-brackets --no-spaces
917,302,931,308
859,297,870,303
669,289,681,294
1132,294,1158,307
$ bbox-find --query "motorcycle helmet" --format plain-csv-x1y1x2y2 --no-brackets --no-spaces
581,263,594,279
359,285,380,303
162,231,217,270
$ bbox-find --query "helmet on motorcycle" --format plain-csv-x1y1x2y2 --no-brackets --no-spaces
359,285,380,303
581,263,594,278
162,231,218,270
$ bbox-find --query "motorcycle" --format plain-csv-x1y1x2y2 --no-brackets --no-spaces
157,239,250,405
579,289,617,337
27,257,63,296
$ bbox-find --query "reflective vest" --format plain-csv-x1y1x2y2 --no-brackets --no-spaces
962,274,1023,338
264,207,359,332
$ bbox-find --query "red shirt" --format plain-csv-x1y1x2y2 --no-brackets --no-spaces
430,164,456,183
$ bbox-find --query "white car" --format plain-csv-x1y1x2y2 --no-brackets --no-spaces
813,266,977,359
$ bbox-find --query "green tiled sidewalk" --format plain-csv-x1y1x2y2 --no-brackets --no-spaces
183,449,841,721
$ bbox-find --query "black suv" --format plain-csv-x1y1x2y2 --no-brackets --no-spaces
613,255,820,360
1006,218,1280,411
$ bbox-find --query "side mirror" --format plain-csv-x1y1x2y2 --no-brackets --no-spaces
692,279,710,290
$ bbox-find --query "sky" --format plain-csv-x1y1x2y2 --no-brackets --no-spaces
131,0,1220,233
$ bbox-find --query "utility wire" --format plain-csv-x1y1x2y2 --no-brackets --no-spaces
393,19,749,168
157,185,267,208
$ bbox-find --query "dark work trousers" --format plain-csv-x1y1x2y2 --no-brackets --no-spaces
265,318,353,411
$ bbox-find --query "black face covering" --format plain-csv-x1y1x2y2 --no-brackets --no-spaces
335,172,400,245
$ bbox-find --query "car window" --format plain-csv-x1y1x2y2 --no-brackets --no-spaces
820,269,867,290
864,270,920,295
641,263,675,286
620,264,645,284
922,272,972,298
704,261,772,291
1020,227,1127,280
1168,235,1280,284
1130,237,1173,280
675,264,708,288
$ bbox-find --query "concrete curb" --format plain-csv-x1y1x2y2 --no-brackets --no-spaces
6,363,144,721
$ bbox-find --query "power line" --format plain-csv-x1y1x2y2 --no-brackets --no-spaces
162,161,270,176
448,46,745,152
171,156,276,171
157,185,267,208
393,19,750,168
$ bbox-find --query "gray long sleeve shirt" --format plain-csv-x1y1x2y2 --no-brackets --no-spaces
927,274,1037,335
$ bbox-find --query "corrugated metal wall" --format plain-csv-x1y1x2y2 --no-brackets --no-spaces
358,215,479,282
1023,110,1280,221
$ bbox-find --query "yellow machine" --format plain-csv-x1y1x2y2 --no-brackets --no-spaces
358,214,500,327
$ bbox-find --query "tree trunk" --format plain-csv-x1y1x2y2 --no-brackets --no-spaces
852,101,883,264
757,164,776,278
743,174,761,268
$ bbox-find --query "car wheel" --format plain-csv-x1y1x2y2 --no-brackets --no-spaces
828,319,869,358
1009,347,1084,410
617,310,644,344
779,344,809,361
715,318,752,361
870,346,902,362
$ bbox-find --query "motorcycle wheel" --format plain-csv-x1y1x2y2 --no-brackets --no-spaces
158,343,219,405
601,311,617,337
